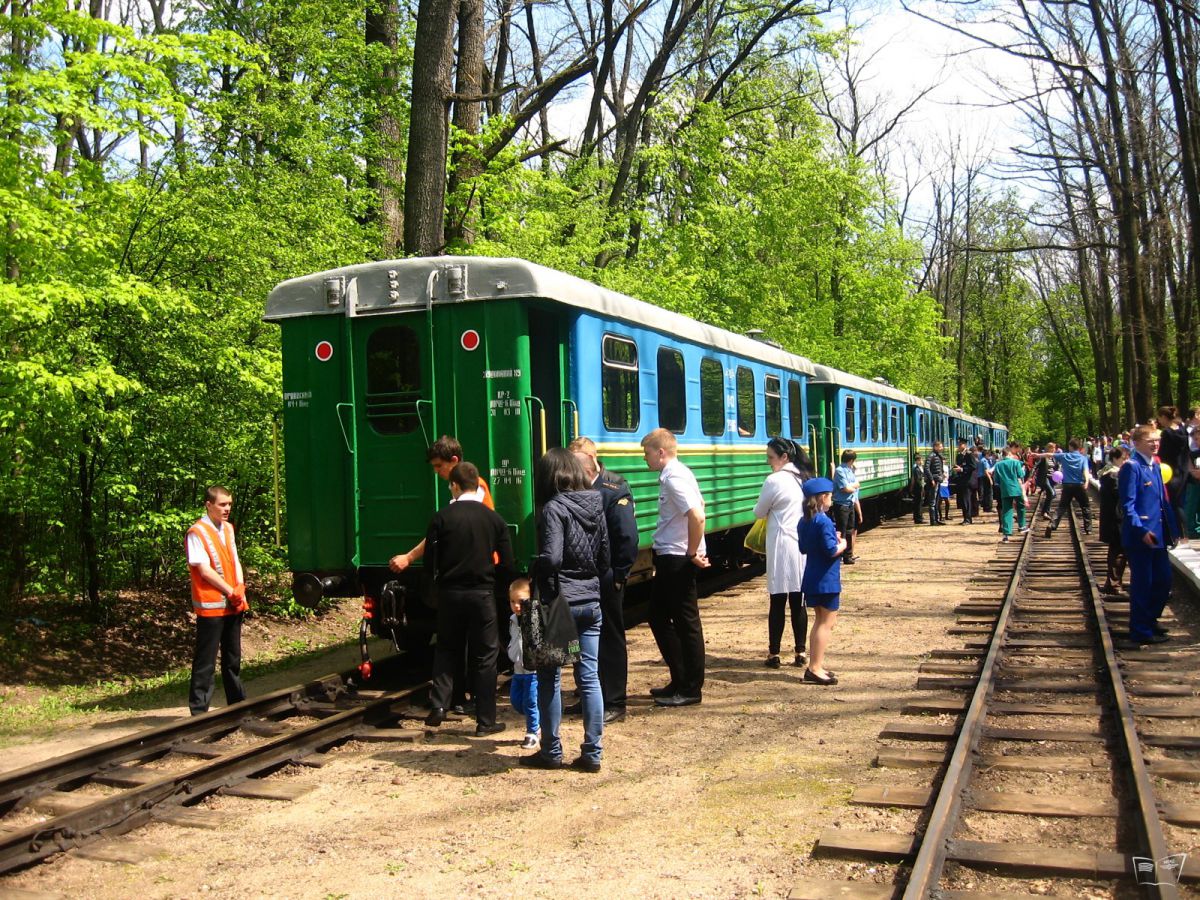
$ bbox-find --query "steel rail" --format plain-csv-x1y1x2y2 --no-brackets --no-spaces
0,658,391,815
902,524,1034,899
0,679,428,875
1070,512,1179,900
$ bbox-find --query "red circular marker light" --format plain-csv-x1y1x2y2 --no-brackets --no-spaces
460,329,481,351
314,340,334,362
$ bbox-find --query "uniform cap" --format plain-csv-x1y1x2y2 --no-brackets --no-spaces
803,477,834,496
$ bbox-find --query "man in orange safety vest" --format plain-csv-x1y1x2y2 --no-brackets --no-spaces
187,485,248,715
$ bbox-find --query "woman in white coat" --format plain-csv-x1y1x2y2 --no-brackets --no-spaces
752,437,810,668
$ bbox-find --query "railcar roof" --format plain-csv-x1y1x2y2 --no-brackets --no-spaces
265,256,817,376
809,364,926,406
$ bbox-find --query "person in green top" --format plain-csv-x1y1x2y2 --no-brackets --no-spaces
993,443,1030,541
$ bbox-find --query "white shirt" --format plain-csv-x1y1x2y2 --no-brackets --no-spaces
752,464,805,594
450,488,484,504
653,457,706,556
186,515,243,584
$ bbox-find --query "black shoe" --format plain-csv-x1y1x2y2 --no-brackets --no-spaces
654,693,702,707
425,707,447,727
842,558,855,565
932,521,946,526
474,722,506,737
450,702,475,717
570,756,601,773
518,753,562,770
764,655,781,669
562,701,583,715
1145,633,1170,644
648,684,677,698
793,652,808,667
603,709,626,724
1152,625,1170,637
803,668,838,686
1044,525,1054,538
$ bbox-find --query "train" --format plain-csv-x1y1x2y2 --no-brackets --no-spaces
264,257,1007,664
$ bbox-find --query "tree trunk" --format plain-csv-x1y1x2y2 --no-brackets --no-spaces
404,0,457,256
446,0,484,246
367,0,405,255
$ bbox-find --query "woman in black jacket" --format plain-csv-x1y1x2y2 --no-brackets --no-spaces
510,448,610,772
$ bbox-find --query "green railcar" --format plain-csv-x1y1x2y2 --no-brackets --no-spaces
266,257,1006,667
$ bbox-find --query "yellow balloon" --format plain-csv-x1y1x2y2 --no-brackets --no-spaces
1160,462,1173,484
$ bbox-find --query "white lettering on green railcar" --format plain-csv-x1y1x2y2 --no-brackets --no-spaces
483,369,522,378
490,462,527,486
489,389,523,416
857,457,906,480
284,390,312,408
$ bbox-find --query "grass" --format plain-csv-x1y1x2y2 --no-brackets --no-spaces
0,635,360,747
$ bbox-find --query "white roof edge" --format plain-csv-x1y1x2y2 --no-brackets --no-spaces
266,256,817,376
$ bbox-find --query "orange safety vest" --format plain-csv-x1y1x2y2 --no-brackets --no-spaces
479,478,495,510
188,519,241,617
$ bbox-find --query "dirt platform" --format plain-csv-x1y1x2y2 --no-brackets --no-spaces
0,512,1076,898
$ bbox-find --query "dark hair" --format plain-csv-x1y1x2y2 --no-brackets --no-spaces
767,436,795,462
840,449,857,464
426,434,463,463
448,461,480,492
1108,446,1128,462
534,447,589,508
1068,437,1082,451
204,485,231,503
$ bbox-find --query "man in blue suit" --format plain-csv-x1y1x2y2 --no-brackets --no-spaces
1119,424,1180,644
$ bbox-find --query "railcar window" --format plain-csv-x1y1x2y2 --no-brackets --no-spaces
872,400,880,442
365,326,422,435
602,335,640,432
858,395,867,441
890,407,899,443
788,379,804,437
657,347,686,433
765,375,782,436
736,367,755,436
700,358,724,436
845,396,856,442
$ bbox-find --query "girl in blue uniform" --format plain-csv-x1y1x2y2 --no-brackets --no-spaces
797,477,848,685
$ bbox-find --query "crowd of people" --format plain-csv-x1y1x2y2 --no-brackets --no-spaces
181,408,1196,767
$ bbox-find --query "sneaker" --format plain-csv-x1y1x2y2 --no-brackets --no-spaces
764,655,781,669
520,733,539,750
1019,527,1030,533
570,756,601,773
1001,535,1009,542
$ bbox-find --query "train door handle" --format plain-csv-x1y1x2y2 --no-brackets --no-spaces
415,399,432,446
335,403,355,454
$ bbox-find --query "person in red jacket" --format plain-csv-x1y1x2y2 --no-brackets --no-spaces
187,485,247,715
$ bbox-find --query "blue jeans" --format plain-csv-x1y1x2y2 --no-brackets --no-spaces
509,672,540,734
535,600,603,764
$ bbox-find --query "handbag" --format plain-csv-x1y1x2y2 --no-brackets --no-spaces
519,576,580,670
744,517,768,555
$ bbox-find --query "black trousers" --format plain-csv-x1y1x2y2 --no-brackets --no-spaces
957,481,974,522
649,554,705,697
189,612,245,715
429,588,499,727
912,483,925,523
598,571,628,710
768,592,807,656
832,503,857,556
980,479,994,513
1053,482,1092,532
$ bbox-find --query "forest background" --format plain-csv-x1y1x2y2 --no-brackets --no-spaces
1,0,1197,612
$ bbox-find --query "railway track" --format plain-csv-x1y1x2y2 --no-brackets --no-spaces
803,512,1200,898
0,654,432,876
